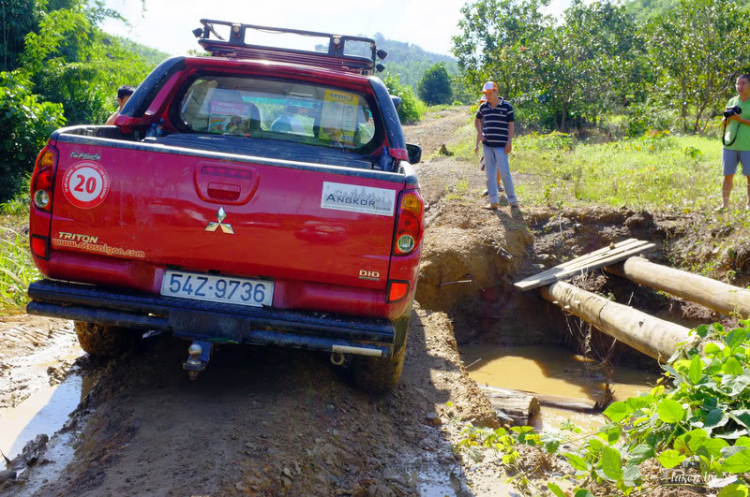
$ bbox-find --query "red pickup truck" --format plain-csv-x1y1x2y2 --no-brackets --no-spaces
26,21,423,393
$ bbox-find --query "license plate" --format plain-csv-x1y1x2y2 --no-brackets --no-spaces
160,270,273,307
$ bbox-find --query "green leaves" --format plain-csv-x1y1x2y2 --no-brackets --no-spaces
717,484,749,497
689,355,704,384
657,399,685,423
603,401,628,422
723,449,750,474
723,357,744,376
547,482,567,497
600,446,623,481
564,453,589,472
659,449,686,468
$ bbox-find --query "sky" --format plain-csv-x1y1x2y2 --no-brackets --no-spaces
101,0,572,58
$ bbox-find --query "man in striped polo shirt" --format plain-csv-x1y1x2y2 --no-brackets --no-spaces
474,81,517,210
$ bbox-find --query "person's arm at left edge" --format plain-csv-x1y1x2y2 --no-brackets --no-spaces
105,111,118,125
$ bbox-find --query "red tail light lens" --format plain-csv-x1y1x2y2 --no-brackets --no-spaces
392,190,424,256
31,146,58,212
31,235,49,260
387,280,409,303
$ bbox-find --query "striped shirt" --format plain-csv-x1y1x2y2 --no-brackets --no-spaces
476,99,515,148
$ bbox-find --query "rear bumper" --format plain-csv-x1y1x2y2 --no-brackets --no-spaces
27,279,396,358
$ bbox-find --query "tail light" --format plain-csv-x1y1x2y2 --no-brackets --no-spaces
392,189,424,256
387,280,410,303
31,146,59,212
31,235,49,260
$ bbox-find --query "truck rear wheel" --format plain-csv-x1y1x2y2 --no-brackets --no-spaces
351,346,405,394
74,321,140,358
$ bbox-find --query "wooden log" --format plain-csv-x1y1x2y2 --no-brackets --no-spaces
478,386,540,425
515,241,655,290
524,392,598,413
541,281,690,362
605,257,750,319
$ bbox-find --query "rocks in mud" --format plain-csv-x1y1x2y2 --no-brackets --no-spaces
624,211,654,233
20,434,48,466
0,469,16,482
425,412,443,426
537,253,557,267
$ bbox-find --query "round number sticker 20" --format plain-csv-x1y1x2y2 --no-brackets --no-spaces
62,161,110,209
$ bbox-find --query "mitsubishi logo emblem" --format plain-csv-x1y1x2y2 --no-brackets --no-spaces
205,207,234,234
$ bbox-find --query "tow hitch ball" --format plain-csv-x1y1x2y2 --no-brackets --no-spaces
183,340,213,380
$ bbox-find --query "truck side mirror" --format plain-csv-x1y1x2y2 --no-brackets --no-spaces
391,96,402,110
406,143,421,164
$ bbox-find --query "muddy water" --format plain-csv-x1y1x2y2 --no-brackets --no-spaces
0,373,93,459
461,345,658,432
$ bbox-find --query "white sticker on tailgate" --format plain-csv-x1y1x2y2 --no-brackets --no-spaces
320,182,395,216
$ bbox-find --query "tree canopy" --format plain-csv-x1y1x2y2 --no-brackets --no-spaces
452,0,750,132
418,63,453,105
0,0,162,201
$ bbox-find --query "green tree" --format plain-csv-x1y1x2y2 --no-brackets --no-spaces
418,63,452,105
452,0,551,97
646,0,750,132
0,0,45,72
535,0,645,130
0,71,65,199
383,73,423,123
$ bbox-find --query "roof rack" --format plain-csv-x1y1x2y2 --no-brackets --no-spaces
194,20,387,76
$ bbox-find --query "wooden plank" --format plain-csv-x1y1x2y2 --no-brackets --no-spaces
604,257,750,319
522,243,655,290
515,242,655,291
541,280,690,361
517,239,640,286
514,239,645,290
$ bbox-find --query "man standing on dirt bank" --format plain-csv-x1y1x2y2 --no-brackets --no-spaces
474,82,517,210
720,74,750,211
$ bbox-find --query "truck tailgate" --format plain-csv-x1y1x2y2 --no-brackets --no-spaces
49,140,403,291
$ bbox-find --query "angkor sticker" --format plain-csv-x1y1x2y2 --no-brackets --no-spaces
62,161,110,209
320,182,395,216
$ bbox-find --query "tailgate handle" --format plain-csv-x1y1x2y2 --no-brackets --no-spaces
194,163,259,205
207,182,241,201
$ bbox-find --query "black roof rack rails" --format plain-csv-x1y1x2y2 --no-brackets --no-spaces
193,20,387,76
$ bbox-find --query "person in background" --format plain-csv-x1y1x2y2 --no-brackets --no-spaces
476,94,503,196
719,74,750,212
105,85,136,125
474,81,517,210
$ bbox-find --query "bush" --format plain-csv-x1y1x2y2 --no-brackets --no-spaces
417,63,452,106
0,71,65,202
383,73,424,123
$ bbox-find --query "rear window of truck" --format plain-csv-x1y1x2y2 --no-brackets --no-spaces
174,75,380,152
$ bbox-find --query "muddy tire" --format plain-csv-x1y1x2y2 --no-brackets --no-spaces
351,346,406,394
74,321,139,358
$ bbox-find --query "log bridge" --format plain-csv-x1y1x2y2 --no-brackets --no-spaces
480,239,750,425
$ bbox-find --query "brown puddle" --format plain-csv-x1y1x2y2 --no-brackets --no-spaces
461,345,658,433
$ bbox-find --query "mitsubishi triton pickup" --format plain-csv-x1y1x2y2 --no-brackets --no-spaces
25,20,423,393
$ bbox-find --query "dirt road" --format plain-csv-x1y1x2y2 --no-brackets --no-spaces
0,107,535,496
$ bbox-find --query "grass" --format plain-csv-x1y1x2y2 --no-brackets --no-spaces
0,217,39,315
446,121,733,213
